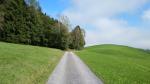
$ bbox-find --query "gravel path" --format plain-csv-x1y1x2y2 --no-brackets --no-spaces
46,52,103,84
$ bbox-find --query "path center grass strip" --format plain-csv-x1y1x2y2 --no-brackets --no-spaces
0,42,64,84
76,44,150,84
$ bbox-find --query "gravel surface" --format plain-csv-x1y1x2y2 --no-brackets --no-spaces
47,52,103,84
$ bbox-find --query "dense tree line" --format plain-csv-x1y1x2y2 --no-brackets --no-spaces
0,0,85,50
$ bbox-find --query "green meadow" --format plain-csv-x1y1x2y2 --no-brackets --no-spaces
0,42,63,84
76,44,150,84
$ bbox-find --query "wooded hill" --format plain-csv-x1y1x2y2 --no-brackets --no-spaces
0,0,85,50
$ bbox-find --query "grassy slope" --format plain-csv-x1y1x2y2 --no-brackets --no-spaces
0,42,64,84
76,44,150,84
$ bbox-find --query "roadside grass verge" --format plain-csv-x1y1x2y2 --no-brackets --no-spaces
76,44,150,84
0,42,64,84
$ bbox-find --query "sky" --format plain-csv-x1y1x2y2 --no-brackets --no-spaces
38,0,150,49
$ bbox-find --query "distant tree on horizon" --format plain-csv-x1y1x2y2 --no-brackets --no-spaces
70,25,85,50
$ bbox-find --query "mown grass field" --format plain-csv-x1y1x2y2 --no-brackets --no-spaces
76,44,150,84
0,42,63,84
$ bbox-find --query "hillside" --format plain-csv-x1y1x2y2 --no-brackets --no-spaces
76,44,150,84
0,42,63,84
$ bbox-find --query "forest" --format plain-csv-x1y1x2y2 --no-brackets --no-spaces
0,0,85,50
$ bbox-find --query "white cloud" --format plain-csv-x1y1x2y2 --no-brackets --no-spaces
142,9,150,21
86,19,150,49
62,0,150,49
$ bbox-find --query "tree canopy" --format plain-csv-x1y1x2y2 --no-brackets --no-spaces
0,0,85,50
